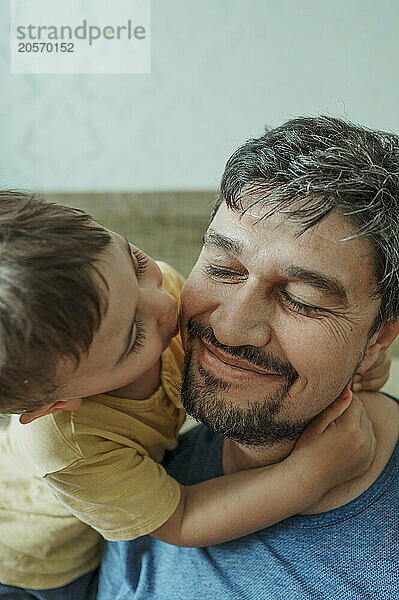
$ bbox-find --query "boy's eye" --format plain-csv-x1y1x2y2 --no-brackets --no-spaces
131,248,149,280
127,317,146,356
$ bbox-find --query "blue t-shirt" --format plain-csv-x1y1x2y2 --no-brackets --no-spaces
98,401,399,600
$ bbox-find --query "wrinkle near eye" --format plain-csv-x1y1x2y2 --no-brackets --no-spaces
316,313,358,347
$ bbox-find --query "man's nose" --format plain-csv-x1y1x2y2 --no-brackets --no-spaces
210,287,273,348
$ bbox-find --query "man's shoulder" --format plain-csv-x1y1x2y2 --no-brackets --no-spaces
360,390,399,454
361,389,399,478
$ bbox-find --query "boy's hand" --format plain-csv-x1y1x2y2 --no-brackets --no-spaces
292,389,376,492
352,346,391,392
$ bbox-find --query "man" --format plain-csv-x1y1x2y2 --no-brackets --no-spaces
98,115,399,599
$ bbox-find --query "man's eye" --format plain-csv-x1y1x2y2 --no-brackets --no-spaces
205,265,243,280
131,248,149,281
280,290,324,316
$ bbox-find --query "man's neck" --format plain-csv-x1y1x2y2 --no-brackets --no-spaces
222,437,295,474
222,392,399,514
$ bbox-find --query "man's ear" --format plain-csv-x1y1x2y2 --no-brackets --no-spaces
358,319,399,374
19,398,82,425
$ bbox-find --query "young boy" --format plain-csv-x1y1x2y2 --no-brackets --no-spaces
0,192,384,599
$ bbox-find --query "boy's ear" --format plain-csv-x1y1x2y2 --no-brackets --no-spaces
19,398,82,425
357,319,399,374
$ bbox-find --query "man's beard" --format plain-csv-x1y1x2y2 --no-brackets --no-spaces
180,318,306,448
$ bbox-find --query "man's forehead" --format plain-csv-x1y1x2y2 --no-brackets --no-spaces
219,193,367,239
213,201,360,246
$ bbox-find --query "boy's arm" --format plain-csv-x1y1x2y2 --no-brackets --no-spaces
151,390,375,547
352,346,391,392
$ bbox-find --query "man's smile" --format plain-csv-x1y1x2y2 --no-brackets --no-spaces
199,337,282,383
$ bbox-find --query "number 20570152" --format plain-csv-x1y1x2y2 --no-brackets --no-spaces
18,42,74,52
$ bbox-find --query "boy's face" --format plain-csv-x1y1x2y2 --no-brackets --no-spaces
55,231,178,401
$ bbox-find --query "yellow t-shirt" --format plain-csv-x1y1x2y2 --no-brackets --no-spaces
0,262,186,590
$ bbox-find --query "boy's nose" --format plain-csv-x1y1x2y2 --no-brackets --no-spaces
156,288,178,329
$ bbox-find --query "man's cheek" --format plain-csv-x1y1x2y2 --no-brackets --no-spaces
282,343,345,413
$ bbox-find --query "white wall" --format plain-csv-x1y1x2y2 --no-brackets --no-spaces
1,0,399,191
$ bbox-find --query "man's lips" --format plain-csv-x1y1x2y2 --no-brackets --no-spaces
200,338,281,377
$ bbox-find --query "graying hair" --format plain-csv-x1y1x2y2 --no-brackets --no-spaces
212,115,399,334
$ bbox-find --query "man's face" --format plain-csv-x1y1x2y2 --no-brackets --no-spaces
179,201,381,447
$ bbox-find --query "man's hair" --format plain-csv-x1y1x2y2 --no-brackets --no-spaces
0,191,112,413
213,115,399,334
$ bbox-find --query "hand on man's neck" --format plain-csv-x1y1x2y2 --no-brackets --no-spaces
222,391,399,515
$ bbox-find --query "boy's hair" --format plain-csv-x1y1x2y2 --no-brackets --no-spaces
0,191,112,413
213,115,399,335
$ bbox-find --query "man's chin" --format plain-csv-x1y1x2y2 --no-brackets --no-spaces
181,356,308,448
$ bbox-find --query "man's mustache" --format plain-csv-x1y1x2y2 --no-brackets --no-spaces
187,318,298,384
